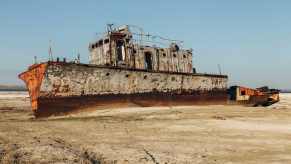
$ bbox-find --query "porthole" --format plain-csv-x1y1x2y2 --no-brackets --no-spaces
144,75,148,79
125,74,130,78
163,53,166,57
106,73,110,76
173,54,177,57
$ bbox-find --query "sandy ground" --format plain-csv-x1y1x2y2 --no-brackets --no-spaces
0,93,291,164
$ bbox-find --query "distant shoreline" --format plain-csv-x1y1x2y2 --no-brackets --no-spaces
0,89,27,92
0,85,27,91
280,90,291,93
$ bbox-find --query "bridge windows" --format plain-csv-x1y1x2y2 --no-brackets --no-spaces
98,40,103,45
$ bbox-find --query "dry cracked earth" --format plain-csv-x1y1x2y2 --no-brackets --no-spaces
0,93,291,164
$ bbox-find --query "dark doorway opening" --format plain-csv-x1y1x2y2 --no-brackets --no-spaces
116,40,124,61
144,52,152,70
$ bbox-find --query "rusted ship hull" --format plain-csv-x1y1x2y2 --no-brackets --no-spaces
35,91,227,117
19,62,228,117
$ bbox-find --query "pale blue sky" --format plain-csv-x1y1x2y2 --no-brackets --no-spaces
0,0,290,89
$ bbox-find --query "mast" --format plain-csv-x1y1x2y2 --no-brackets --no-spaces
48,40,53,61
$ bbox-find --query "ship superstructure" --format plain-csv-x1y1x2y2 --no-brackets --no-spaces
89,25,193,73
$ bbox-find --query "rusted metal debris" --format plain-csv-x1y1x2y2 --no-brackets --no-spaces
228,86,280,106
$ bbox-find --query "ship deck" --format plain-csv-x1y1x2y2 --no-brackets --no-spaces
31,61,228,78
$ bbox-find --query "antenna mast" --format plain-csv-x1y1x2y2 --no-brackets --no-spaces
218,64,222,75
48,40,53,61
34,56,37,64
77,52,80,64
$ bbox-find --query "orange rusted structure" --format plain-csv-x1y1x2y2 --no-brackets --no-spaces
18,63,47,112
229,86,280,106
236,86,264,96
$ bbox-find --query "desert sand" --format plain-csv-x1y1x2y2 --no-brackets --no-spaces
0,92,291,164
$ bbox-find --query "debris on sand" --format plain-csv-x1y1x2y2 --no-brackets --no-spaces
212,115,226,120
143,148,159,164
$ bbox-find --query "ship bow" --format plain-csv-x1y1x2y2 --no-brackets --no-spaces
18,63,47,113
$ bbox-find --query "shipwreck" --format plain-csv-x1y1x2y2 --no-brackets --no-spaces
19,24,228,117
